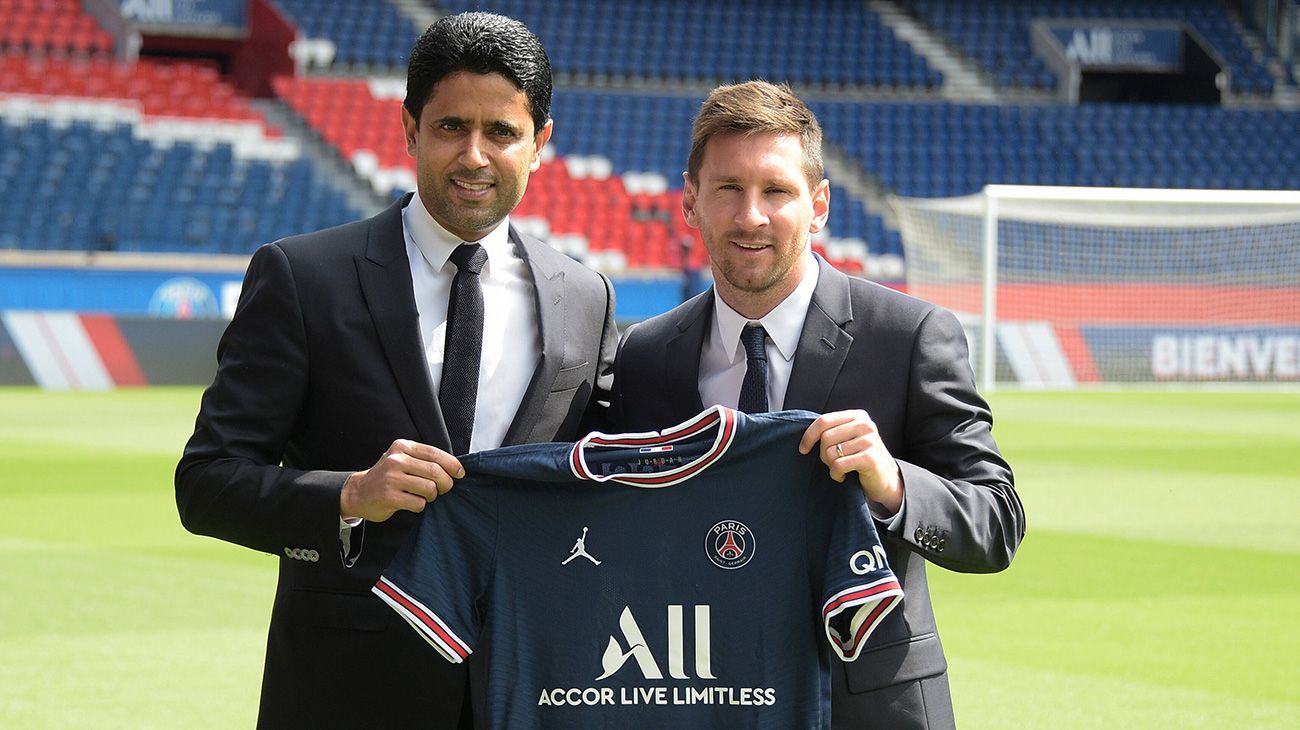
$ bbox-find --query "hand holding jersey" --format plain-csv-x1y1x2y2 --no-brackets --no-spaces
340,439,466,522
799,410,904,517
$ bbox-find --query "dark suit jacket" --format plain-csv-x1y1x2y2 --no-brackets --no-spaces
176,194,617,729
611,257,1024,730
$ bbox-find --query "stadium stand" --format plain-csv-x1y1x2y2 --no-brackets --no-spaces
818,100,1300,198
0,113,356,254
911,0,1284,94
0,0,1297,284
0,0,113,56
272,76,884,271
0,55,265,123
275,0,422,70
0,53,360,254
435,0,941,88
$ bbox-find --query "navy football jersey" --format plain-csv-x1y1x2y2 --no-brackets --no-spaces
375,407,902,729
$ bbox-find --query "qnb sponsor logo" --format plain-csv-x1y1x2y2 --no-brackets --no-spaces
1151,335,1300,379
849,544,889,576
537,605,778,708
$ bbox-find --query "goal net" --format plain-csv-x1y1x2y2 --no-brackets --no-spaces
890,185,1300,390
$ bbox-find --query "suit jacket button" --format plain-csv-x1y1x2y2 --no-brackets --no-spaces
936,538,946,552
283,547,293,558
914,527,925,542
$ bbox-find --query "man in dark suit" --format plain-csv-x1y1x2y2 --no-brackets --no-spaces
175,13,616,728
611,81,1024,729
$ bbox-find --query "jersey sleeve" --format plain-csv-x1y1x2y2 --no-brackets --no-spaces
372,484,496,665
810,476,904,662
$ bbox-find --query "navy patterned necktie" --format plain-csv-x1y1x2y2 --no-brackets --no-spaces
440,243,488,455
737,324,769,414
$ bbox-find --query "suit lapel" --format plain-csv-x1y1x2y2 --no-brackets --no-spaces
784,257,854,412
665,290,711,420
355,194,451,447
502,227,564,446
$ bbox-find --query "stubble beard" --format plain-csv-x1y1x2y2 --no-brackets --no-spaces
709,230,807,306
427,172,524,239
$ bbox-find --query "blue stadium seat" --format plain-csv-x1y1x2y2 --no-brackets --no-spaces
0,118,361,254
275,0,421,69
911,0,1281,95
438,0,941,88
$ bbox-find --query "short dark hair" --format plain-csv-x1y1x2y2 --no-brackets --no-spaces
404,12,552,133
687,81,824,189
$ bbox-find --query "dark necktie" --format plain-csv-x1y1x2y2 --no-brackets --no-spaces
439,243,488,455
737,324,769,414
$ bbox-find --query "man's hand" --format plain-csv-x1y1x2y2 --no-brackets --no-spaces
340,440,465,522
798,410,903,517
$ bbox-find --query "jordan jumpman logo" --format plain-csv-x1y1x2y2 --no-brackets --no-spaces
562,526,602,566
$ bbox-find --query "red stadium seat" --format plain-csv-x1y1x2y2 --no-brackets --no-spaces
0,0,112,56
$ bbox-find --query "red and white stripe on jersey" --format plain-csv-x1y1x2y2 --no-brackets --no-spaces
569,405,738,487
822,576,904,661
372,577,472,664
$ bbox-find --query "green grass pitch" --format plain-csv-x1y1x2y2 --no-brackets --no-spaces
1,387,1297,728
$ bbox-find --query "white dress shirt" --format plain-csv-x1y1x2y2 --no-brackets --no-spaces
698,256,820,411
402,195,540,453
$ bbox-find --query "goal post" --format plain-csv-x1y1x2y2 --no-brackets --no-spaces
890,185,1300,391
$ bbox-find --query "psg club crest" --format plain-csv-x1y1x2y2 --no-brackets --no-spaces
705,520,755,570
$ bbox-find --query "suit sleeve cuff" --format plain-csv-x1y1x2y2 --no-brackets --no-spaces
870,492,905,528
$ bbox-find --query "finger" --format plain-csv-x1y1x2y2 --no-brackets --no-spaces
412,477,447,502
800,412,854,453
824,417,878,445
825,441,842,464
825,443,848,480
371,487,429,519
825,435,876,481
433,452,466,480
795,413,868,452
395,472,438,502
394,490,430,514
798,421,824,455
390,450,458,488
414,463,460,499
405,473,455,502
824,433,871,460
387,436,465,478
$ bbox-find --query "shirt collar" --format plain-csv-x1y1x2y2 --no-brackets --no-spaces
402,194,512,274
711,255,820,365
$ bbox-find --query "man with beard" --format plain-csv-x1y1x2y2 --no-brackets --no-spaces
176,13,616,728
610,81,1024,729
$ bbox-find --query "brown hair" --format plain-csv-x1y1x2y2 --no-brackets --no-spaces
686,80,824,189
